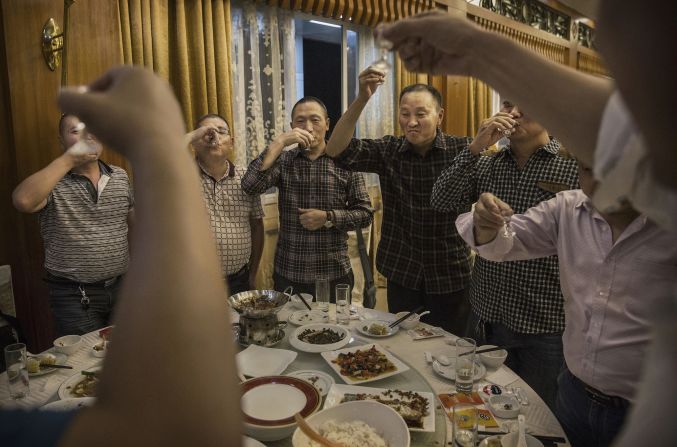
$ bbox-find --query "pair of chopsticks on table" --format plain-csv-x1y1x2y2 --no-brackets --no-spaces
387,305,426,328
457,344,523,357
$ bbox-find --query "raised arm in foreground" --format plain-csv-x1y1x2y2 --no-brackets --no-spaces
57,67,241,447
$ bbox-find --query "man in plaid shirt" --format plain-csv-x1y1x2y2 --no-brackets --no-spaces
431,100,579,410
242,97,372,301
326,69,472,334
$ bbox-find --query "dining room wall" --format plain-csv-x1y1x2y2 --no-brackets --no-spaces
0,0,124,351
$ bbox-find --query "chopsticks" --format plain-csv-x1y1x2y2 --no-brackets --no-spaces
388,305,425,328
459,345,518,356
40,364,73,369
295,293,312,311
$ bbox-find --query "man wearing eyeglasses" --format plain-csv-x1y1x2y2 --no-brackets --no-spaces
186,114,264,294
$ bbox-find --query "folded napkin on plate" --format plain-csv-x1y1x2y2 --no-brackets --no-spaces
236,344,297,378
485,367,519,387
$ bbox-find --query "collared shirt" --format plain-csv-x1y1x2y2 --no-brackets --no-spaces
39,161,133,283
198,160,264,276
334,131,472,294
456,190,677,401
431,139,579,333
241,147,372,283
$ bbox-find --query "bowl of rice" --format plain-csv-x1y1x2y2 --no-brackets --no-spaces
291,400,410,447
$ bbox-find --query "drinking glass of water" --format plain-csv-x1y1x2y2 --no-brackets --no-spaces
455,337,476,394
315,277,330,322
335,284,351,325
452,404,478,447
5,343,29,399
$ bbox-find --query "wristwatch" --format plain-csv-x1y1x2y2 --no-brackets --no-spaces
323,211,334,228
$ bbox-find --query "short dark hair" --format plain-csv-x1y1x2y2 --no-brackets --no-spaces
58,113,76,138
399,84,443,110
291,96,328,119
195,113,230,130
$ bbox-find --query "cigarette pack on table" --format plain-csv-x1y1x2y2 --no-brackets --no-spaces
438,392,499,428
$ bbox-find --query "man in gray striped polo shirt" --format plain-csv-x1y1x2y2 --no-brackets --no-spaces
12,114,134,336
186,113,264,295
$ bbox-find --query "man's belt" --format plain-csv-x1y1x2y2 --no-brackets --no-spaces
570,371,630,409
45,273,122,288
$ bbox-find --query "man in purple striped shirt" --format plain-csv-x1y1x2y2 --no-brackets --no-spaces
455,163,677,447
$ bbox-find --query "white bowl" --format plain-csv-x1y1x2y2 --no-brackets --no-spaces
53,335,83,355
479,344,508,369
242,375,322,442
91,341,107,358
488,394,521,418
394,312,420,330
500,432,544,447
289,324,350,353
290,293,314,310
291,400,410,447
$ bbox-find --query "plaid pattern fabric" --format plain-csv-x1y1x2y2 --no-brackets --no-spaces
242,148,372,283
198,161,264,276
431,138,579,333
334,131,473,294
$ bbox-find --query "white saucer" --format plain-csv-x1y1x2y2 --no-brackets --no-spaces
432,358,486,382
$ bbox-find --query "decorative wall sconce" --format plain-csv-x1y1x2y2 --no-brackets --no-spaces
42,18,64,71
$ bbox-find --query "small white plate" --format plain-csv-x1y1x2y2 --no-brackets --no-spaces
289,324,351,353
27,353,68,377
288,310,326,326
321,344,410,385
356,319,399,338
58,367,100,399
286,370,335,396
242,436,266,447
432,358,486,382
324,383,435,432
41,397,95,411
236,344,297,378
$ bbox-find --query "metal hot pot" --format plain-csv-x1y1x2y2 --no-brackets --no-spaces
228,288,292,347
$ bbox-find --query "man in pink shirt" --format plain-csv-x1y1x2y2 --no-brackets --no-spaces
455,163,677,447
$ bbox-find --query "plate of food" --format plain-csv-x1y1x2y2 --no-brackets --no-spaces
320,344,409,385
288,310,327,326
432,358,486,382
356,319,399,338
289,323,350,353
324,384,435,432
407,326,446,340
286,370,335,396
26,353,68,377
58,367,100,399
41,397,95,411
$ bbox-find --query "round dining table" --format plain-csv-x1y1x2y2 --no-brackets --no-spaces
0,303,570,446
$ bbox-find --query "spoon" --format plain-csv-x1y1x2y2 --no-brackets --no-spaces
417,310,431,318
517,414,527,447
294,413,343,447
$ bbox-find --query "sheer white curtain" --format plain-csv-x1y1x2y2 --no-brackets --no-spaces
231,2,296,164
356,28,395,140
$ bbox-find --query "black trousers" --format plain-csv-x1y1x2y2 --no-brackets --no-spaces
273,271,354,304
226,265,251,296
386,279,469,336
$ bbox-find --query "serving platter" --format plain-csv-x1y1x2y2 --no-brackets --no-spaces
324,383,435,432
320,344,410,385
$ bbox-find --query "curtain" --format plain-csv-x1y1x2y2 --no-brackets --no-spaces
118,1,234,134
356,28,395,139
230,1,296,164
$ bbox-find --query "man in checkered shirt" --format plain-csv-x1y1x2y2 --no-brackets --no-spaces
431,100,579,410
242,97,373,301
186,114,264,295
326,70,474,334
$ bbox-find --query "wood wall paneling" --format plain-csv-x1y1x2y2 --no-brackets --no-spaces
1,0,124,351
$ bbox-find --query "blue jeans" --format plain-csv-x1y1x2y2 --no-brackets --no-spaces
467,312,564,412
555,367,629,447
46,274,121,336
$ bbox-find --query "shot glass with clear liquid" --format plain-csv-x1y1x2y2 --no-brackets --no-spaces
501,213,516,239
370,28,393,79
